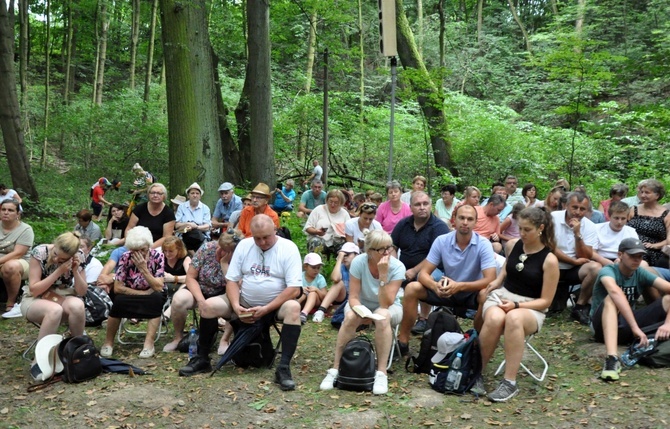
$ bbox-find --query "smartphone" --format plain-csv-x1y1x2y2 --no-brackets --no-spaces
276,182,282,190
239,312,253,319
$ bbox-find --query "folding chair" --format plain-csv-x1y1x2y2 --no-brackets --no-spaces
116,298,171,345
494,334,548,382
386,324,402,370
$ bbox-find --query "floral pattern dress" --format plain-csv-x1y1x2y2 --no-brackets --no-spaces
191,241,226,298
116,249,165,290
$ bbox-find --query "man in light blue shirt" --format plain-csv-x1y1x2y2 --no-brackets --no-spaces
212,182,243,231
271,179,296,214
397,204,497,353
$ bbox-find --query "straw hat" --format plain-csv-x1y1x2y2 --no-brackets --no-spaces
250,183,271,197
185,182,204,196
171,195,186,205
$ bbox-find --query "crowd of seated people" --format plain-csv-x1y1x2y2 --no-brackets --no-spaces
5,165,670,401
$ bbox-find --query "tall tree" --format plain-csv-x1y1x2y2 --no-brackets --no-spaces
395,0,455,174
507,0,532,54
129,0,140,89
0,0,39,201
63,0,75,105
142,0,159,116
160,0,224,203
40,0,51,168
93,0,109,106
244,0,275,186
18,0,28,107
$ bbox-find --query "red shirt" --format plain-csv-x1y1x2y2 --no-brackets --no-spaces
92,185,105,204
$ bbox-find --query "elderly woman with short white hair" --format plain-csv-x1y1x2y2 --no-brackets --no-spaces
100,226,165,359
320,230,405,395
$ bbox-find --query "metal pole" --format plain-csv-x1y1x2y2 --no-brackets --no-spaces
323,48,329,187
388,56,397,181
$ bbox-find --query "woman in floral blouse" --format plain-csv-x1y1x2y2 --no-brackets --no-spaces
100,226,165,359
162,229,242,354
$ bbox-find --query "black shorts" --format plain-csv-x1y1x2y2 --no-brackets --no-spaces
90,202,103,216
591,298,666,344
559,266,581,285
422,288,478,310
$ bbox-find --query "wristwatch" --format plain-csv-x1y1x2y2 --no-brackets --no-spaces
574,233,583,240
379,280,386,287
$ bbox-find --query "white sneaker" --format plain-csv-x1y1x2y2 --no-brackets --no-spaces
372,371,388,395
2,303,22,319
320,368,339,390
313,310,325,323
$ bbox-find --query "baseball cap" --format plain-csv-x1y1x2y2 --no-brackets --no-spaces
303,253,323,266
340,242,361,254
431,332,465,363
218,182,234,192
619,238,647,255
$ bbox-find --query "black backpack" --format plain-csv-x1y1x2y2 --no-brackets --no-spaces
336,336,376,391
58,336,102,383
82,285,113,327
639,340,670,368
232,323,277,369
406,308,462,374
429,328,482,395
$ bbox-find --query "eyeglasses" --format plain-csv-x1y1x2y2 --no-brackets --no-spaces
371,245,393,254
515,253,528,272
149,191,164,196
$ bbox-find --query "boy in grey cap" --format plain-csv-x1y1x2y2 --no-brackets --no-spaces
590,238,670,381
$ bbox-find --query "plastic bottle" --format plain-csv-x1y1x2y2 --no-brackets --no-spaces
620,338,656,367
444,353,463,391
188,327,198,359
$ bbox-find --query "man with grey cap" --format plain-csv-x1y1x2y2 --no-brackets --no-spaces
590,237,670,382
212,182,243,232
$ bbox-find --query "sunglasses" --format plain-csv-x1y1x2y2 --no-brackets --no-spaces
359,203,378,213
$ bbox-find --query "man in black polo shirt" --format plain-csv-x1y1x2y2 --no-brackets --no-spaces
391,191,450,351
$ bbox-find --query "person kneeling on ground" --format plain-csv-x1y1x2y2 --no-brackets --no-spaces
178,215,303,391
590,238,670,381
320,230,405,395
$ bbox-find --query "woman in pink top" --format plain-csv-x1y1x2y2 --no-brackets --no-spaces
376,180,412,233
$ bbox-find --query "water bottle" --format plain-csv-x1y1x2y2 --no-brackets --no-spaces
620,338,655,367
444,353,463,391
188,327,198,359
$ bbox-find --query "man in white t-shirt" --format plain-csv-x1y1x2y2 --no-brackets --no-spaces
303,159,323,186
592,201,639,266
178,215,303,390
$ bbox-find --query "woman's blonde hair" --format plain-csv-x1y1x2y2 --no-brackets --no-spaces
148,183,168,202
364,230,393,253
219,229,243,250
53,231,81,258
326,189,345,205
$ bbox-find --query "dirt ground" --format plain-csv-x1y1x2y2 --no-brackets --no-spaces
1,310,669,429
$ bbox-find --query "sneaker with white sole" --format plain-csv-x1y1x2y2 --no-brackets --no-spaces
320,368,339,390
470,375,487,396
372,371,388,395
313,310,325,323
488,379,519,402
2,303,22,319
601,355,622,381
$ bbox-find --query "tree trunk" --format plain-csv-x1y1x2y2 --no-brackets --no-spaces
575,0,585,38
235,69,251,183
143,0,158,108
63,0,74,105
357,0,364,117
417,0,423,56
18,0,28,107
160,0,200,194
95,0,109,106
41,0,51,169
395,0,456,175
212,49,242,184
130,0,140,90
477,0,483,45
184,0,224,208
438,0,445,68
0,0,39,201
244,0,275,186
507,0,531,54
297,8,317,160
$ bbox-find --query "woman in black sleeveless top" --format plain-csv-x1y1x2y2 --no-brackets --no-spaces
478,208,559,402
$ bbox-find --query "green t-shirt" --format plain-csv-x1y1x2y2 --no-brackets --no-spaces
590,264,658,319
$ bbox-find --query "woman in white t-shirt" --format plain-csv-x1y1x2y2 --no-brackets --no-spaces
1,199,34,318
